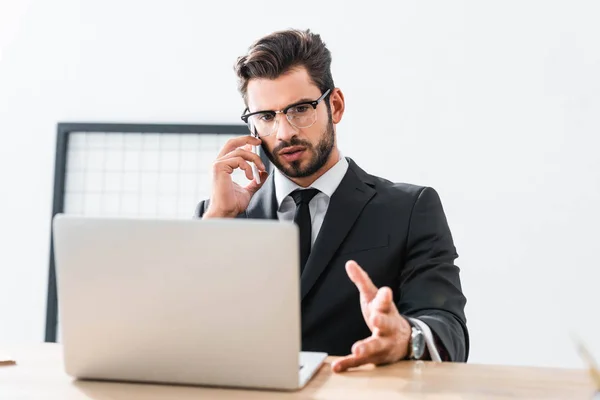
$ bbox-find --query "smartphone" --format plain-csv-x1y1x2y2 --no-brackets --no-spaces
248,121,261,185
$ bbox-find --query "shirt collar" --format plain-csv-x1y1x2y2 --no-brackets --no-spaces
274,152,349,209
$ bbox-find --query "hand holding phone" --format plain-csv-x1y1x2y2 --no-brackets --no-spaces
203,134,265,219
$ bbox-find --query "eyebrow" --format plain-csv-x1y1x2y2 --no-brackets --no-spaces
252,97,317,114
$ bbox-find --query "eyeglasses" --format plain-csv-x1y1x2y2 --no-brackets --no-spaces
241,89,331,138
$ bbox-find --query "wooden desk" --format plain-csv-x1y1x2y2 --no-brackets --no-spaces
0,344,595,399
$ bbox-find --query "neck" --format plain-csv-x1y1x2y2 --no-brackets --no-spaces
289,147,341,188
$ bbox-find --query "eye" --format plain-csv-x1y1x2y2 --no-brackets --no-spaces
258,113,275,122
291,105,311,114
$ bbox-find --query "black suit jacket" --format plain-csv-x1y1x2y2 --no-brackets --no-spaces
195,158,469,361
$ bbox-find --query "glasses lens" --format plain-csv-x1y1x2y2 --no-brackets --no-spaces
287,104,316,129
248,113,278,137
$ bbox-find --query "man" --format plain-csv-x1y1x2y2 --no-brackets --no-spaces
195,29,468,372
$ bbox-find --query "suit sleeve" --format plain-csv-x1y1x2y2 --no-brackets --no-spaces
397,187,469,362
194,200,208,218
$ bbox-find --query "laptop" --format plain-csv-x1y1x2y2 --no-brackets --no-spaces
52,214,327,391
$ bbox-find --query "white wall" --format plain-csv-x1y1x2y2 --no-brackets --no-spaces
1,0,598,369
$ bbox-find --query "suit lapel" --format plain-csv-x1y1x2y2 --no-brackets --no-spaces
244,173,278,220
300,159,376,301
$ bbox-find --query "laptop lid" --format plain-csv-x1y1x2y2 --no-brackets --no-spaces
53,215,302,390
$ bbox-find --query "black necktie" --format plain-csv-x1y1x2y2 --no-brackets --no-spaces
290,188,320,274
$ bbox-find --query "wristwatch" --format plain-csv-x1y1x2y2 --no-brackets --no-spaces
406,319,426,360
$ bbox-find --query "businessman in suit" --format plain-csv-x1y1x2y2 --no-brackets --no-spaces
196,29,468,372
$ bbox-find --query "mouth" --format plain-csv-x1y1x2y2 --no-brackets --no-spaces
279,146,306,162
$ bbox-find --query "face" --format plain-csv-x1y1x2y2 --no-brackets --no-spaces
246,67,340,180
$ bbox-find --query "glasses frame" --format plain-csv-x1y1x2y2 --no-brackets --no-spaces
240,88,331,137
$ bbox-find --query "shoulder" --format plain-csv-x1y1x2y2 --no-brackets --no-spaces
371,175,427,198
347,158,444,211
348,159,427,199
376,178,442,205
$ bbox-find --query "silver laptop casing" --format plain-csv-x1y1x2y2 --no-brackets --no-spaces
53,215,326,390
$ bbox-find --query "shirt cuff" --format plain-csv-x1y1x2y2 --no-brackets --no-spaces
408,317,442,362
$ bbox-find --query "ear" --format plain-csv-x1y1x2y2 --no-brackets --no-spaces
329,88,345,124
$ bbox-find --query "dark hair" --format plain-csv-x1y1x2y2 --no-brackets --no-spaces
234,29,334,106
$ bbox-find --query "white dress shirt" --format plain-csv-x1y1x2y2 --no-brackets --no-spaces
275,155,349,244
273,154,442,362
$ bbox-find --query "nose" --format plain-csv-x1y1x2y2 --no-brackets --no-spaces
274,114,298,142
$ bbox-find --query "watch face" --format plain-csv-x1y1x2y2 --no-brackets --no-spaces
412,327,425,359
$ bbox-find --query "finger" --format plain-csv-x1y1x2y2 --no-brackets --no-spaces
352,336,387,359
345,260,378,302
372,287,393,314
370,312,396,336
217,136,261,158
218,148,266,171
332,337,388,373
244,170,269,194
214,157,253,180
331,353,369,373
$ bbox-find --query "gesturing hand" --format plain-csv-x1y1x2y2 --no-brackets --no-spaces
332,260,412,372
